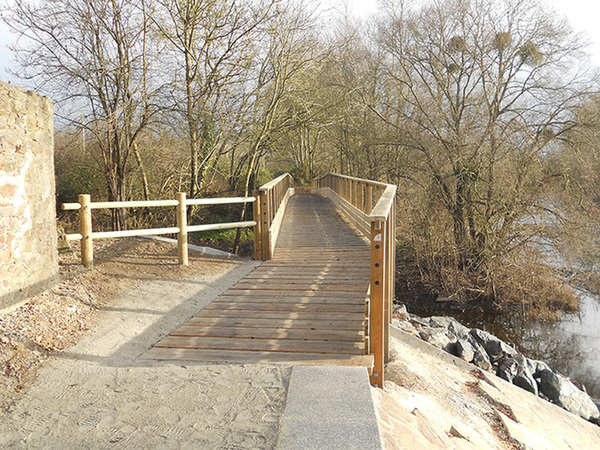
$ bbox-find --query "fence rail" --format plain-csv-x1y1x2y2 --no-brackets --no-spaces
312,173,397,387
62,193,257,268
253,173,294,260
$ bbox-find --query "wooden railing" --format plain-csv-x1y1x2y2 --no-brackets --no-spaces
253,173,294,260
62,193,257,268
312,173,397,387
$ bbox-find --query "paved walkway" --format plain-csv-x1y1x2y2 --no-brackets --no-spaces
0,258,290,448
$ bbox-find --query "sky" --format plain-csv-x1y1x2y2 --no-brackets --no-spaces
347,0,600,65
1,0,600,85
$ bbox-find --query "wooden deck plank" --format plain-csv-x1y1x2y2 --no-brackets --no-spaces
230,282,368,292
155,336,365,354
214,296,366,304
171,325,364,342
143,347,374,367
221,289,367,298
144,193,371,365
184,317,364,330
194,309,362,321
205,302,365,313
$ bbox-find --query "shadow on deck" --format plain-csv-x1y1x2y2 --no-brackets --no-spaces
143,193,373,367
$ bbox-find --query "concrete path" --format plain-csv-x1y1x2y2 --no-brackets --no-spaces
0,257,291,448
278,366,382,450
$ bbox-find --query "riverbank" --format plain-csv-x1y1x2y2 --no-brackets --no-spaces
379,326,600,448
392,305,600,425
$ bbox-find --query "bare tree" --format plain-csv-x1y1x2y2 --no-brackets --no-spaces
375,0,596,301
155,0,275,199
5,0,163,230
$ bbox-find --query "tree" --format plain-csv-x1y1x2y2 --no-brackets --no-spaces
5,0,163,229
550,95,600,267
155,0,275,199
375,0,596,302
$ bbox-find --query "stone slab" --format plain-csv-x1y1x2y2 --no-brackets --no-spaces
277,365,382,450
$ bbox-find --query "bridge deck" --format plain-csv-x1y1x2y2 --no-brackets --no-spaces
144,193,372,366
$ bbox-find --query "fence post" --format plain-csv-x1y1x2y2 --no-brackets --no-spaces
386,197,397,362
385,213,392,362
253,190,263,260
260,190,272,260
366,185,373,214
370,219,385,387
176,192,188,265
79,194,93,268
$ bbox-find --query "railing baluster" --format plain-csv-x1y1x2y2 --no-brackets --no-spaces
366,185,373,214
253,190,263,261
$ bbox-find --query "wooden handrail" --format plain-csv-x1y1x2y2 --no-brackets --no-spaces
253,173,294,260
314,172,389,189
62,196,255,210
311,173,396,388
258,173,291,191
62,193,257,268
370,185,397,221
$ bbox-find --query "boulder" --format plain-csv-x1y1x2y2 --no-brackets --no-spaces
428,316,455,329
410,316,430,329
456,338,474,363
419,327,457,353
538,369,600,422
448,320,471,340
593,401,600,426
393,304,409,320
526,358,551,377
513,371,539,396
496,356,519,382
393,318,418,336
497,354,538,396
466,335,492,371
469,328,517,362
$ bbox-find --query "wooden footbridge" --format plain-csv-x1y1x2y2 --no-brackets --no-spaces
64,174,396,386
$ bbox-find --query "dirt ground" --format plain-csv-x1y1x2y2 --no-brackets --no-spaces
0,237,247,412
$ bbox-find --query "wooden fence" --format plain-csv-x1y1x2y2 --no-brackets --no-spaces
62,173,294,268
63,194,256,268
253,173,294,261
312,173,397,387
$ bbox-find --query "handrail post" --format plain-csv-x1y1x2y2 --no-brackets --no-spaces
253,190,263,260
261,190,271,260
370,219,385,387
79,194,93,268
385,212,392,362
176,192,188,265
386,196,397,362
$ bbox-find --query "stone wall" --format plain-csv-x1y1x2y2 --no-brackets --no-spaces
0,82,58,309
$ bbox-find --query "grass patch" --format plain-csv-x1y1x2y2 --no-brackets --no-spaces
189,228,254,257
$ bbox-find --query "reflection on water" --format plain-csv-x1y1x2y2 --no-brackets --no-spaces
416,293,600,399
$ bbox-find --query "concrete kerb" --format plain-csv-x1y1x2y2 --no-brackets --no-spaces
142,235,243,259
277,366,383,450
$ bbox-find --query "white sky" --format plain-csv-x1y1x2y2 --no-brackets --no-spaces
1,0,600,85
348,0,600,66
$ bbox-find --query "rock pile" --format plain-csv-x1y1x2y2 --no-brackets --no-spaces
393,307,600,424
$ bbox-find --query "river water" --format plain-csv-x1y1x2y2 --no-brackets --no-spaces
439,292,600,399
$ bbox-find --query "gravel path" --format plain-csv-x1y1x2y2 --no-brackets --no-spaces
0,251,290,448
